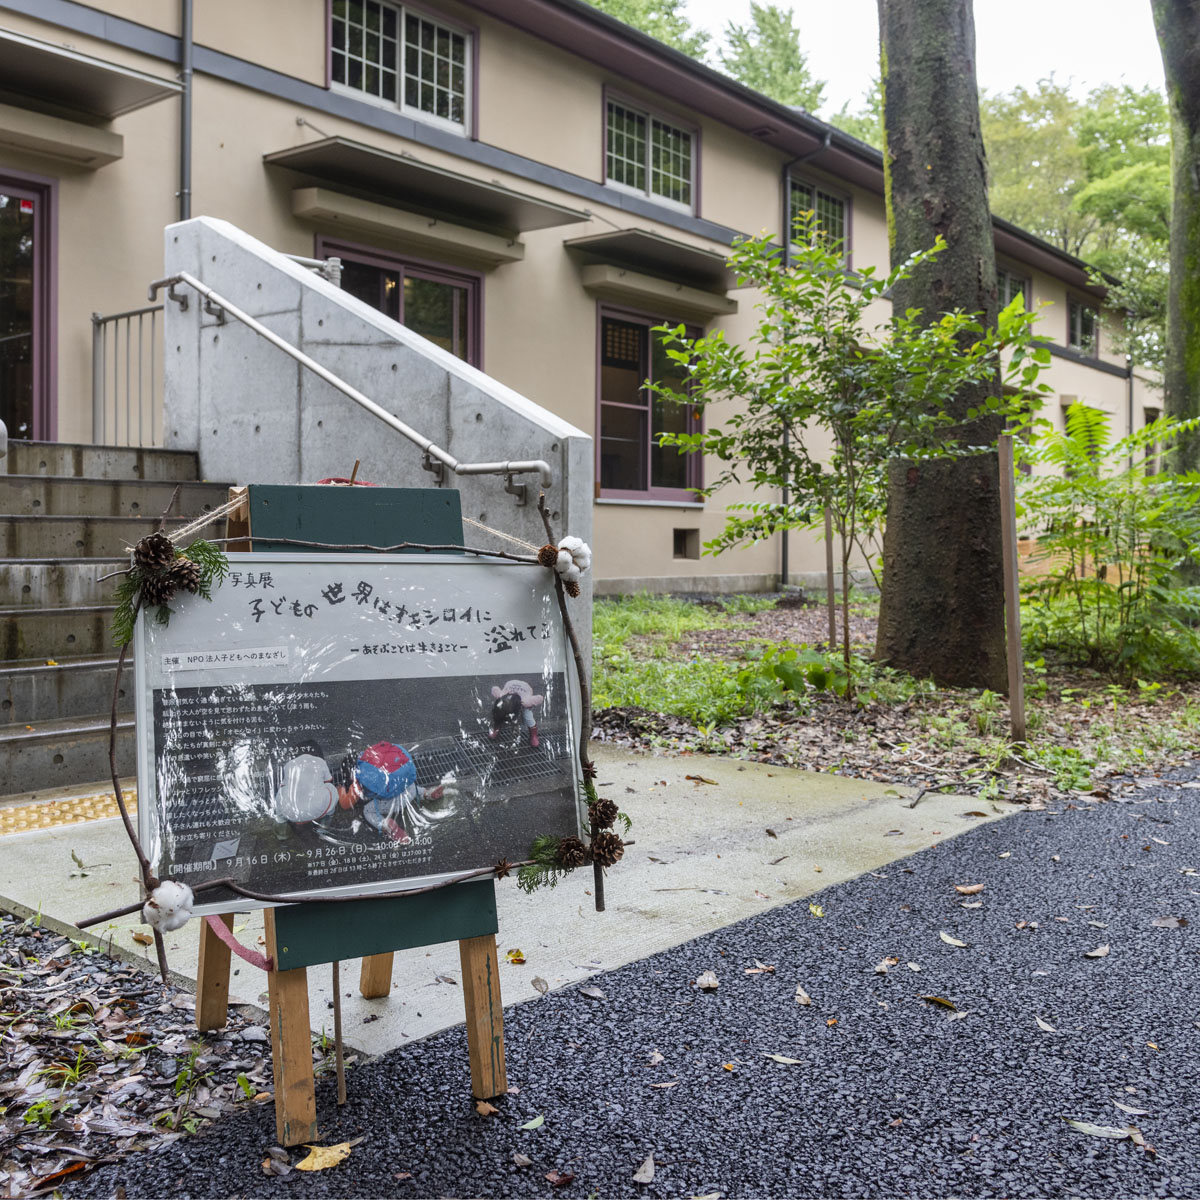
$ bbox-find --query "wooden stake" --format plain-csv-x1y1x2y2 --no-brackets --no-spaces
824,506,837,650
348,459,360,485
998,435,1026,742
195,912,234,1031
332,960,346,1106
264,909,318,1146
359,952,394,999
458,934,507,1098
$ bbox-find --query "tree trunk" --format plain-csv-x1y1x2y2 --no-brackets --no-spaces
874,0,1006,690
1153,0,1200,473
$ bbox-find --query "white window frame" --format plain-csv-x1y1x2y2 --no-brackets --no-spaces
330,0,472,137
996,265,1031,309
604,96,696,215
787,175,848,259
1067,297,1099,357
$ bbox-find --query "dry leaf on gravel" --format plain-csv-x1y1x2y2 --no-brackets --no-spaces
939,932,969,948
919,995,958,1010
1085,944,1111,958
295,1141,357,1172
1063,1118,1141,1140
633,1154,656,1184
545,1169,575,1187
695,970,720,990
512,1152,533,1167
520,1115,545,1130
649,1081,678,1089
1114,1100,1150,1116
1151,916,1187,929
795,984,812,1005
578,985,606,1000
875,957,899,974
505,949,526,965
763,1053,806,1064
531,977,549,995
648,1050,665,1065
745,960,775,974
955,883,985,895
475,1101,499,1117
1036,1017,1057,1032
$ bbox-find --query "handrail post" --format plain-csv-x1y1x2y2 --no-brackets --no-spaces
91,313,105,444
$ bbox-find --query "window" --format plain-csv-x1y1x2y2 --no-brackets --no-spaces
997,267,1030,309
1144,406,1162,477
1068,298,1098,356
331,1,470,132
788,177,847,253
598,311,700,499
322,239,480,365
605,99,694,211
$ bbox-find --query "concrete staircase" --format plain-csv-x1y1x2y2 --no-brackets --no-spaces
0,442,231,800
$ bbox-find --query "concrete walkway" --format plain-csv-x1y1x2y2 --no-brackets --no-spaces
0,745,1018,1054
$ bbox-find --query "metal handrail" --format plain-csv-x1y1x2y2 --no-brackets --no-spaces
147,271,553,489
92,303,164,446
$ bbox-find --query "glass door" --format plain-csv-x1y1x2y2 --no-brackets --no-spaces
0,184,40,439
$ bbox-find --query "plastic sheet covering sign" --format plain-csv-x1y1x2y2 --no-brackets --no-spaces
135,553,582,915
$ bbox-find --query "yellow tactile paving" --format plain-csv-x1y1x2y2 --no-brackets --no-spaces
0,790,138,835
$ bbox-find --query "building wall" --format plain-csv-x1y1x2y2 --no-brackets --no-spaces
0,0,1154,594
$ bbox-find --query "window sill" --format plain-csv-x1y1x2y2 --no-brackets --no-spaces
329,82,470,138
603,179,694,218
596,496,704,508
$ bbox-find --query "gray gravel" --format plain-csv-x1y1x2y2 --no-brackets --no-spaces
71,774,1200,1199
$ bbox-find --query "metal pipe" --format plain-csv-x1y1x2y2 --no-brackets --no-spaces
1126,353,1134,471
179,0,193,221
91,313,104,443
149,272,554,487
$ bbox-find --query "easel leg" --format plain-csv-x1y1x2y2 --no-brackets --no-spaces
459,934,507,1099
359,952,394,999
195,913,235,1032
264,909,318,1146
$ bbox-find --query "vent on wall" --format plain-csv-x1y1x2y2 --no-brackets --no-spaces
673,528,700,559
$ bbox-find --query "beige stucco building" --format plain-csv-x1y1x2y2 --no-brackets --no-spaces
0,0,1159,592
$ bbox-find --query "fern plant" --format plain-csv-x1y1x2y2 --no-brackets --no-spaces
1018,403,1200,677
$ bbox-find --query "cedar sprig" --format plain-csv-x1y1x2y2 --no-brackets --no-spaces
111,537,230,646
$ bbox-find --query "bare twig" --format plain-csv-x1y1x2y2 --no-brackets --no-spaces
216,534,538,564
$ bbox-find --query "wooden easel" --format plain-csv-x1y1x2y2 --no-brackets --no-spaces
193,483,507,1145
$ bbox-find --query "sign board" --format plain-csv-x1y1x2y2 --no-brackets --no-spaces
135,553,582,914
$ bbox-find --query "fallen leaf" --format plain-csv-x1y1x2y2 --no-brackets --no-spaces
795,984,812,1006
961,901,984,909
579,985,606,1000
753,890,770,899
649,1080,678,1089
295,1142,354,1172
1114,1100,1150,1116
907,962,922,972
45,658,58,666
1088,920,1108,928
963,811,989,818
695,970,719,991
825,1017,838,1026
520,1115,545,1130
888,1117,903,1128
512,1152,533,1167
766,828,778,838
686,774,717,785
763,1053,805,1064
955,883,985,895
1036,1016,1056,1033
633,1153,656,1184
436,974,458,985
1063,1118,1136,1140
394,1171,413,1180
998,852,1011,859
1085,944,1111,958
648,1050,665,1065
1151,916,1187,929
874,956,899,974
531,977,549,995
919,995,958,1011
131,931,153,946
808,903,825,918
505,949,526,965
723,1062,736,1071
475,1101,499,1117
744,960,776,975
1147,1041,1160,1050
939,931,969,948
545,1169,575,1188
946,1010,973,1022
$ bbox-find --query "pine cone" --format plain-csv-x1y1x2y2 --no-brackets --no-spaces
538,544,559,568
133,532,175,571
588,798,619,831
563,579,581,599
140,573,177,608
555,836,589,869
591,831,625,868
167,557,202,593
582,760,597,781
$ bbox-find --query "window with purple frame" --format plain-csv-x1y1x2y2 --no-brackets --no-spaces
598,311,700,500
325,241,480,366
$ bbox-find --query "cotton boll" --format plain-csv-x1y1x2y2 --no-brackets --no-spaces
556,536,592,575
143,880,194,932
555,549,573,575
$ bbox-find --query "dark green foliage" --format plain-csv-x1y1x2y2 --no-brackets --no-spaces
718,4,824,110
1019,404,1200,677
110,538,230,647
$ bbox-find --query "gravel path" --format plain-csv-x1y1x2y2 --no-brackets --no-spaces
70,772,1200,1200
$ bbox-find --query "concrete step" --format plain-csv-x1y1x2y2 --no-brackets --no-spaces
0,712,134,796
1,559,126,609
0,605,117,661
0,655,132,724
0,514,214,559
4,440,201,481
0,475,231,518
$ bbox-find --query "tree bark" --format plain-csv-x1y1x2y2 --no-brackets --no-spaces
873,0,1007,690
1153,0,1200,473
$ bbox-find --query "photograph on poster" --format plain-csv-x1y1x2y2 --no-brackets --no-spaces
135,554,582,912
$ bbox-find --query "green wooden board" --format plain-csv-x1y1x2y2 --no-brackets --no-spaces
271,879,498,970
247,484,463,554
243,482,495,970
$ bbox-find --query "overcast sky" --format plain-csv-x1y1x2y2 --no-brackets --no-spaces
683,0,1166,115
